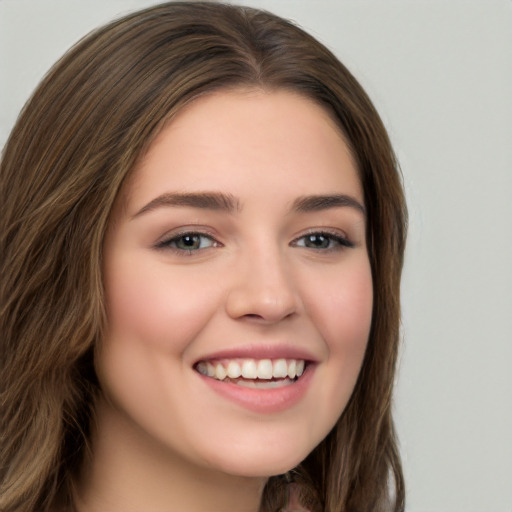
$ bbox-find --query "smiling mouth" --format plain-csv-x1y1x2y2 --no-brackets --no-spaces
195,358,306,389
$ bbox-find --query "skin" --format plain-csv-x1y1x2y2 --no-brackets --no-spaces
77,89,373,512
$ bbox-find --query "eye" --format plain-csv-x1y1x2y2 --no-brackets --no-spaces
156,232,219,253
292,231,354,251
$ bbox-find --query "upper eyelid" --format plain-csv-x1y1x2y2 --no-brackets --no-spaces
295,233,351,243
155,230,221,251
290,228,356,250
157,226,219,242
291,227,351,241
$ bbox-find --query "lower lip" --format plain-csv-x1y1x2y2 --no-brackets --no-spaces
196,364,315,414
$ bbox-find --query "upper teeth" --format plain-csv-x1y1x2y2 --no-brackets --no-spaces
196,358,305,381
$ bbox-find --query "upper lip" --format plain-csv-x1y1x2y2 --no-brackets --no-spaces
194,344,319,364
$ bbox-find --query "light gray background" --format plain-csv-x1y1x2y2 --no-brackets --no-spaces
1,1,511,511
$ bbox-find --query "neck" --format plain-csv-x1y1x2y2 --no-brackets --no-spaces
75,397,267,512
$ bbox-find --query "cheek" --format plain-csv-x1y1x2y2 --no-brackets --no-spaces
103,255,221,354
307,258,373,351
97,256,226,449
302,258,373,411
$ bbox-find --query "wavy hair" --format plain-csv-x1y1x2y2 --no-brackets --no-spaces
0,3,407,511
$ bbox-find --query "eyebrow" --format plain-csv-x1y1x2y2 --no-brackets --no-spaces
292,194,366,216
132,191,365,219
132,192,241,218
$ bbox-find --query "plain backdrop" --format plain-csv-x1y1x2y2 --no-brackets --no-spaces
1,1,511,511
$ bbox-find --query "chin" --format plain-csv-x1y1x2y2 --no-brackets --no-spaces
213,455,304,479
197,429,323,479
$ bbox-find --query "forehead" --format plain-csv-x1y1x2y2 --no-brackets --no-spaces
124,88,362,212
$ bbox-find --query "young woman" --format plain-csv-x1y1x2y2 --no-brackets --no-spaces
0,2,407,511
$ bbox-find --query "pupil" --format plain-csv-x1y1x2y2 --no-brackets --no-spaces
180,235,199,249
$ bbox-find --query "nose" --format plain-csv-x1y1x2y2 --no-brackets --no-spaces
225,246,300,324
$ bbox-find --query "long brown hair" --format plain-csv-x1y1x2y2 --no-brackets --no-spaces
0,3,407,511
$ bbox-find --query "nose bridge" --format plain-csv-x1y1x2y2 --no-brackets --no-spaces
225,239,299,322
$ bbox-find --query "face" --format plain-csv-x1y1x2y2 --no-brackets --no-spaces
99,89,373,478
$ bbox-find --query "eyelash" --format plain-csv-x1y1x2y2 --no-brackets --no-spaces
155,231,220,254
155,229,354,255
291,230,354,251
